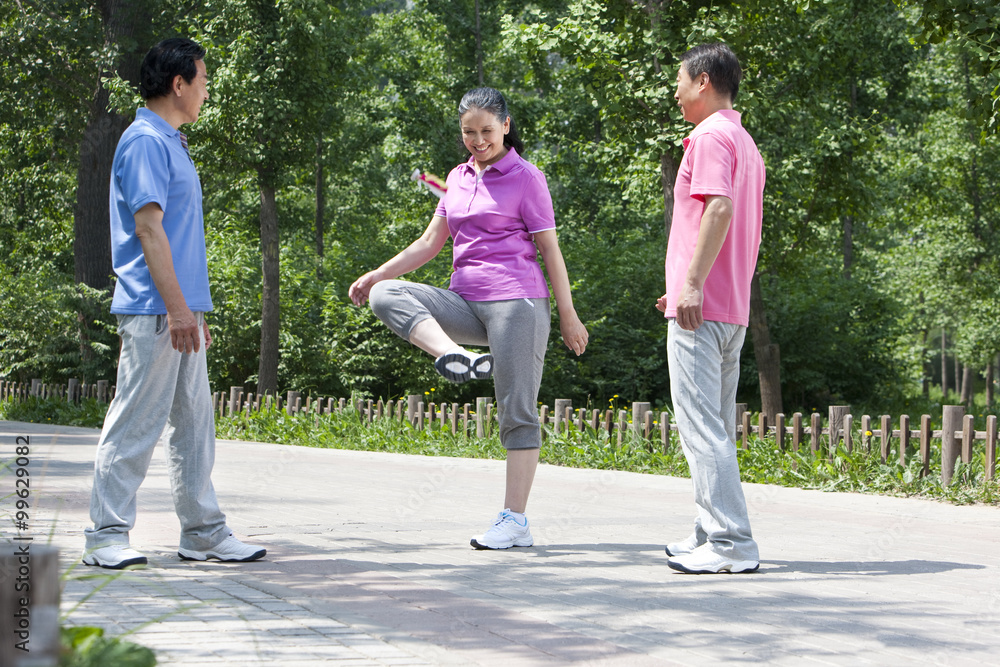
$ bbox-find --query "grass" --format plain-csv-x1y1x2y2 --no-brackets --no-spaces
216,400,999,506
4,395,997,505
0,395,108,428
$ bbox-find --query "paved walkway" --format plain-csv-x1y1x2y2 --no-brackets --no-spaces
3,420,999,666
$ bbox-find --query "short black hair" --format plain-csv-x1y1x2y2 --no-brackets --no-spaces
681,43,742,103
139,38,206,100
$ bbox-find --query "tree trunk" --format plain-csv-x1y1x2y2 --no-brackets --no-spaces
842,214,853,279
315,139,325,278
258,178,280,397
960,363,974,408
984,361,993,408
954,350,961,401
748,272,783,420
660,152,677,240
921,327,930,397
474,0,484,85
74,0,153,364
941,330,948,399
75,0,152,289
74,0,151,289
73,95,125,292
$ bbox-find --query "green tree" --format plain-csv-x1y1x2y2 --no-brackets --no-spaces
884,43,1000,404
905,0,1000,133
190,0,359,396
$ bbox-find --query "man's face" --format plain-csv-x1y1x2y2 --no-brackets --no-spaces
177,59,210,124
674,63,704,124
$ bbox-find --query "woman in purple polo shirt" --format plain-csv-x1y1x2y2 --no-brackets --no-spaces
349,87,588,550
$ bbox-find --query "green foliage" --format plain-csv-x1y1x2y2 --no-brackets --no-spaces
8,395,996,504
753,265,907,409
904,0,1000,133
0,263,117,384
2,0,998,418
882,42,1000,374
60,626,156,667
0,397,108,428
216,406,998,505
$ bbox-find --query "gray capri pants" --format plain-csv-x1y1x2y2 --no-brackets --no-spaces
369,279,550,450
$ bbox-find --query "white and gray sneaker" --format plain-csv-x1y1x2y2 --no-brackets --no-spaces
434,348,494,383
178,533,266,562
82,544,148,570
665,532,703,557
471,509,533,550
667,543,759,574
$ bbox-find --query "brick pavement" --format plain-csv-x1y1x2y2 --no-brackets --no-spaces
3,420,999,666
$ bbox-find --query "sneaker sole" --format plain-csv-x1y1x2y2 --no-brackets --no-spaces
435,352,494,383
667,559,759,574
665,545,694,557
435,353,472,383
471,355,493,380
177,548,266,562
82,555,147,570
470,537,533,550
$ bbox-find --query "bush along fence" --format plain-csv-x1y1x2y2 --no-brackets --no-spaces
3,379,996,488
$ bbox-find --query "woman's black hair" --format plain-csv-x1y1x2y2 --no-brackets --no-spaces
457,87,525,155
139,38,206,100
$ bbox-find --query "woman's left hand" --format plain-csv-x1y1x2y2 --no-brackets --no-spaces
560,311,589,356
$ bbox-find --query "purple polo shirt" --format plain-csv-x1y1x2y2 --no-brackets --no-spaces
435,148,554,301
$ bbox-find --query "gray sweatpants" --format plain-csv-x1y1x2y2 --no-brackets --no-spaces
369,280,550,450
667,319,759,561
85,313,230,551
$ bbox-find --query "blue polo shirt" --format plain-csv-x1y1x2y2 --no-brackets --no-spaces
109,108,213,315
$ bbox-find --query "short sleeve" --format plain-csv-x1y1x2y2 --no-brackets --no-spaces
687,131,735,201
519,170,556,233
116,135,170,215
435,165,462,218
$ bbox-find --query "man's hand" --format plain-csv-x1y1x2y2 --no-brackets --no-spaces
168,307,201,353
203,321,213,350
134,202,204,352
672,195,732,331
674,281,704,331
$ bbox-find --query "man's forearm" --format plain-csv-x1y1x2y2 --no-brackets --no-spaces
134,204,189,316
684,195,733,289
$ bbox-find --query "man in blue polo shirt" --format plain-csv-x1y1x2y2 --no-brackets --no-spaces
83,38,264,569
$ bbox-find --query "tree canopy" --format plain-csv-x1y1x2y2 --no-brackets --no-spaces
1,0,997,414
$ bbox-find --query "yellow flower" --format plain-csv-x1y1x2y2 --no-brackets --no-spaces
865,430,872,436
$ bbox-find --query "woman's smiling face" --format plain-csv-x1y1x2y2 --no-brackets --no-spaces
461,107,510,169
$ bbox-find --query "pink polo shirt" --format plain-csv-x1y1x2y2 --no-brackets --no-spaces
435,148,554,301
664,110,765,327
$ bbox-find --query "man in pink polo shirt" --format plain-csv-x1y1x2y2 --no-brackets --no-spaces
656,43,765,574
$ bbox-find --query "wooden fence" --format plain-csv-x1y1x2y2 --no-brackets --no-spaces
3,379,996,487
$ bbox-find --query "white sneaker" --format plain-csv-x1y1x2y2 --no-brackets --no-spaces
177,533,266,562
471,509,533,549
667,543,759,574
665,532,702,557
435,349,494,383
82,544,148,570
